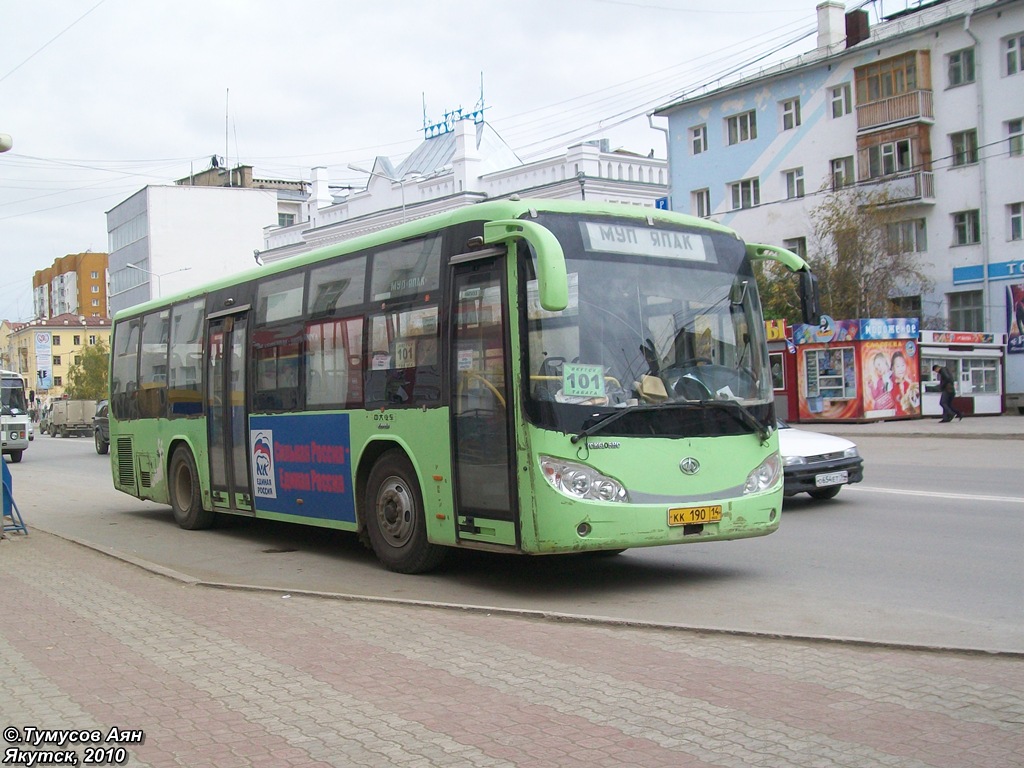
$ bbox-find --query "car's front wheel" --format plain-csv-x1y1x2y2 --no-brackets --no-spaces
95,430,109,455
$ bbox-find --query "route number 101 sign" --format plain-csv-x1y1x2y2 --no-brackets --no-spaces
562,363,606,398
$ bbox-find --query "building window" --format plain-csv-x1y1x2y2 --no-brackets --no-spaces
891,295,921,319
691,125,707,155
1011,202,1024,241
950,130,978,167
73,335,80,345
74,355,82,366
948,290,984,331
53,376,62,387
831,156,854,189
1009,119,1023,157
856,52,919,104
90,271,99,279
831,84,852,118
783,237,807,259
90,285,99,293
726,111,756,145
781,99,801,130
729,178,760,210
278,213,295,228
53,355,61,367
784,168,804,199
886,219,927,253
947,48,975,87
92,299,100,307
952,210,981,245
868,139,912,178
692,188,711,218
89,335,97,345
1006,33,1024,76
52,335,61,346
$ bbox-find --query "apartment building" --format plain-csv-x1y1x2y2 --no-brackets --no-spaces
32,251,109,319
655,0,1024,407
5,313,112,398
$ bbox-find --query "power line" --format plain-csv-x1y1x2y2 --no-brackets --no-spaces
0,0,108,87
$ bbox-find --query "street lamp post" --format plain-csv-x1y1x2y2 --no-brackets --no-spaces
347,164,422,222
126,263,191,299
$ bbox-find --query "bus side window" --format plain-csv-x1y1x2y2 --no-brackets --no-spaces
366,307,440,408
111,318,141,420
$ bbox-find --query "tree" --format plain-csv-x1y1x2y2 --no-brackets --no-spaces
755,187,933,325
65,340,109,400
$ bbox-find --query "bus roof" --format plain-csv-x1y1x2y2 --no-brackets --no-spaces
112,198,739,323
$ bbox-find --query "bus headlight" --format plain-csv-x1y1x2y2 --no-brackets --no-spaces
539,456,629,503
744,453,781,494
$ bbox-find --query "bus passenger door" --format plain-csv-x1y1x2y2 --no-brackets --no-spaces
449,255,518,547
206,310,254,513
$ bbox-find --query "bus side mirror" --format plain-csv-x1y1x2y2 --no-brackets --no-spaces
799,270,821,326
484,219,568,312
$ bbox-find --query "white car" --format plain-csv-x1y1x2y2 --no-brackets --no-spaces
777,420,863,500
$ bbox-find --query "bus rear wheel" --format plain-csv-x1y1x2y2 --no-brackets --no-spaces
365,450,445,574
169,446,214,530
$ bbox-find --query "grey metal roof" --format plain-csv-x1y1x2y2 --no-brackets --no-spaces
395,121,522,179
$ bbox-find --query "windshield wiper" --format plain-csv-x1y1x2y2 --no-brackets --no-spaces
570,399,771,445
571,404,652,444
698,398,771,444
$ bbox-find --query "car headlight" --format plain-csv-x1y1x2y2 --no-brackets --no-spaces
539,456,629,503
781,454,806,466
843,447,859,458
744,453,782,494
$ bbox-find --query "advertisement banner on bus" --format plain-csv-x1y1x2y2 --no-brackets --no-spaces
249,414,355,522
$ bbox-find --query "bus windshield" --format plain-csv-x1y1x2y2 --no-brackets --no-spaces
1,375,28,414
522,214,772,438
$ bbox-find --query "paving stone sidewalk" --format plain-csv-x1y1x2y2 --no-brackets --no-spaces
1,531,1022,768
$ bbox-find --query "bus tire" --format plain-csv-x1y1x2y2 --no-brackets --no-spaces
365,450,446,574
169,446,214,530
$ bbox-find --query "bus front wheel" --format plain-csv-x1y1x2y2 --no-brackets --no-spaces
169,446,214,530
365,450,446,574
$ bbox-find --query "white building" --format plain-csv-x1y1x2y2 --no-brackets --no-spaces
106,184,281,315
260,116,668,263
654,0,1024,409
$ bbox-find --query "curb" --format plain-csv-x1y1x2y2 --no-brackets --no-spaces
24,525,1024,660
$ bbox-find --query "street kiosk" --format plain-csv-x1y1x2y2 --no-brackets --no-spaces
919,330,1006,417
792,317,921,422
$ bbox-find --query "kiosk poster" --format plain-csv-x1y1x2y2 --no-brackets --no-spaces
1008,284,1024,354
862,339,920,418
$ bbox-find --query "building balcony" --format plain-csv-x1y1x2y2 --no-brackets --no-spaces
857,90,933,132
861,171,935,204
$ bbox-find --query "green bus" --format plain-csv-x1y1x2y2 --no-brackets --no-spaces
108,199,818,573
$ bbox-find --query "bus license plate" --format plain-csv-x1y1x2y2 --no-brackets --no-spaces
815,471,848,488
668,505,722,526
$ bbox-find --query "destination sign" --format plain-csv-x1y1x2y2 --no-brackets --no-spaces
581,223,709,262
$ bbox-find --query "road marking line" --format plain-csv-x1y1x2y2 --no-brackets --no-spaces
849,485,1024,504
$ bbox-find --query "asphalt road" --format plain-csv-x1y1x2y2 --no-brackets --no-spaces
7,430,1023,654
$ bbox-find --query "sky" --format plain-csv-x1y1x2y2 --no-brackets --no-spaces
0,0,837,323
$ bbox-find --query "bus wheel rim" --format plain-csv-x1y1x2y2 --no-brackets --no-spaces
376,477,414,548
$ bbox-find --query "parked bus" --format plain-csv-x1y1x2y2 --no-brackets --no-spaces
107,200,819,572
1,369,30,463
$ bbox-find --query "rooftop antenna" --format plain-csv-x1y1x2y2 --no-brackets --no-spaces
225,88,231,187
